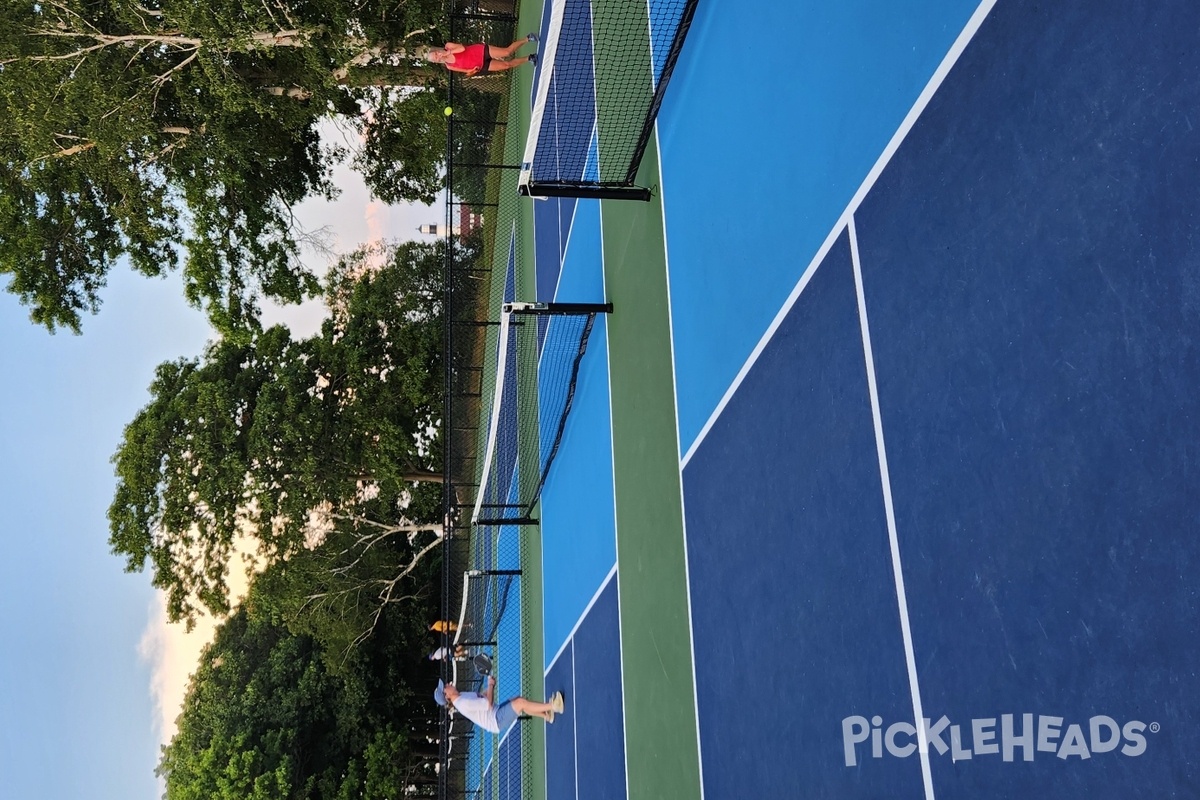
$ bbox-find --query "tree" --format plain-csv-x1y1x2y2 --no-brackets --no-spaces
354,89,449,206
0,0,447,333
250,511,446,662
109,240,445,624
159,605,442,799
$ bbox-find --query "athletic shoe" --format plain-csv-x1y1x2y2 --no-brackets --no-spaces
528,53,538,66
546,710,555,724
527,32,539,43
551,691,565,714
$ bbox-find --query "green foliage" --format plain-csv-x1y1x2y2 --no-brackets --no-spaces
159,603,441,799
109,243,444,624
0,0,445,333
355,90,448,205
248,506,443,669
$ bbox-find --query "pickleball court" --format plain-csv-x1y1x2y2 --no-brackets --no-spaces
477,0,1200,797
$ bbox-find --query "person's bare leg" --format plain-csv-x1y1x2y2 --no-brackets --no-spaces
489,38,531,59
510,696,555,721
483,57,530,73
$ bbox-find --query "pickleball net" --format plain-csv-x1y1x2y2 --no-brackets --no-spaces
471,301,613,526
518,0,699,199
453,569,519,654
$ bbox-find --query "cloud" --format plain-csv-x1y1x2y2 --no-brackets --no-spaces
365,200,389,245
138,594,214,743
137,536,260,746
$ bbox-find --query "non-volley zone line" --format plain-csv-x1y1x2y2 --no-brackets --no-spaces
679,0,999,471
671,4,1007,794
543,566,627,800
546,563,617,676
848,215,935,800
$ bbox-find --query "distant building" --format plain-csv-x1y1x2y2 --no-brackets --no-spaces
417,223,459,237
459,205,483,237
419,206,483,240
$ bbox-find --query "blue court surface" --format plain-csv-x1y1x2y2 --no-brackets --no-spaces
530,0,1200,797
545,575,626,800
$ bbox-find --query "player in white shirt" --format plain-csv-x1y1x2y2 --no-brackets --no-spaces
434,674,565,734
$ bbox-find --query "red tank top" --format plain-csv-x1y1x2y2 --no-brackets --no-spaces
447,44,486,72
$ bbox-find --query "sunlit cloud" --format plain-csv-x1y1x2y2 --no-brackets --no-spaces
366,200,389,245
137,535,261,746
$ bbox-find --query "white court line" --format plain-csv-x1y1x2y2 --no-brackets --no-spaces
849,216,935,800
571,639,580,800
546,562,618,674
588,0,600,181
521,0,568,188
680,0,1000,470
597,207,636,800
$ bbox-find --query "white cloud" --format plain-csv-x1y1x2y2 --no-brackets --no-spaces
137,535,260,747
138,594,213,743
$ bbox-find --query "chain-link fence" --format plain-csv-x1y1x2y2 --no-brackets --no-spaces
438,4,536,798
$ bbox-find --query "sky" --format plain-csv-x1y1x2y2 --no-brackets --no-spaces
0,139,441,799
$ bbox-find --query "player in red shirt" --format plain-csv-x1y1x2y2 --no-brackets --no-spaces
426,33,539,74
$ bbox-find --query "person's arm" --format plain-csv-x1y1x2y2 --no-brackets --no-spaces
483,675,495,708
444,42,465,53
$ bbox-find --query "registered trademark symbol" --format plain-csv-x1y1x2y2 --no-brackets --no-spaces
1149,722,1161,734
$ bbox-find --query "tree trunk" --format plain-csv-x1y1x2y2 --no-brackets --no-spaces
400,470,444,484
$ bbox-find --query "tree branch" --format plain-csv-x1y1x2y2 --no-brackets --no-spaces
263,86,314,100
344,532,443,653
29,30,203,53
30,135,96,164
294,515,446,658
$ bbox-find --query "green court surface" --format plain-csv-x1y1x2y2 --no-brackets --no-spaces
601,148,702,800
499,0,702,786
507,0,702,794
